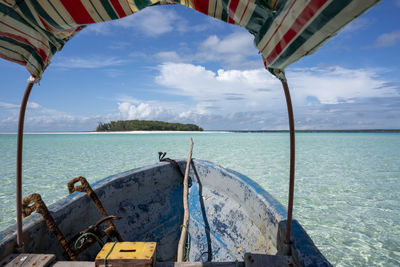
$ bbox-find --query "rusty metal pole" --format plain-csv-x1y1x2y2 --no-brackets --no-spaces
281,80,295,245
16,78,35,249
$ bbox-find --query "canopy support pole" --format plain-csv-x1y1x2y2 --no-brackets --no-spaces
281,80,295,246
16,78,35,249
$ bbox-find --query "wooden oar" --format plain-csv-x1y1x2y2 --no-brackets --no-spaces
177,138,194,262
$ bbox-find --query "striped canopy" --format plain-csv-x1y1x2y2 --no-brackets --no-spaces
0,0,379,81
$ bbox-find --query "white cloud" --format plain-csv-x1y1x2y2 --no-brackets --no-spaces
82,6,186,37
1,65,398,132
155,63,287,116
27,102,40,109
155,63,399,118
116,96,190,122
82,4,227,39
112,7,185,37
115,96,142,105
52,56,128,69
195,31,259,66
118,102,166,120
0,101,41,110
155,62,282,112
153,30,261,68
83,8,258,68
160,63,398,129
0,101,19,109
199,32,254,55
288,67,399,105
373,30,400,47
0,101,99,131
342,18,369,33
83,22,113,36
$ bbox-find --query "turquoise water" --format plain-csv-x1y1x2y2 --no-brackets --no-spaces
0,132,399,266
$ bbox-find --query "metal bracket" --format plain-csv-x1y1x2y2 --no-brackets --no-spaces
22,194,76,260
67,176,123,242
20,176,124,260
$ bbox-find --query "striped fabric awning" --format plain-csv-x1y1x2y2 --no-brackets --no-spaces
0,0,380,81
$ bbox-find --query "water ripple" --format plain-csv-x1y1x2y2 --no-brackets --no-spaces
0,132,399,266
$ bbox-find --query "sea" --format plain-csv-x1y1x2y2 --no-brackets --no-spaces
0,132,399,266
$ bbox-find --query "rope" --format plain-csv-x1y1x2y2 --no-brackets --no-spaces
103,230,113,241
180,224,191,261
102,229,117,266
158,152,185,178
104,241,117,267
198,226,239,263
74,230,118,266
74,232,104,250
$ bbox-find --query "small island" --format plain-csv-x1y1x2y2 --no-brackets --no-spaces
96,120,203,132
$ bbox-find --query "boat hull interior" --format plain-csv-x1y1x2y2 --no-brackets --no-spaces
0,159,330,266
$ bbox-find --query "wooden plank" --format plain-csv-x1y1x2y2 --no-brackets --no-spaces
0,254,18,266
52,262,95,267
156,262,245,267
1,254,56,267
244,253,296,267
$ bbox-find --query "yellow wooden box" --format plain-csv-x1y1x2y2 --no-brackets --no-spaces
95,242,156,267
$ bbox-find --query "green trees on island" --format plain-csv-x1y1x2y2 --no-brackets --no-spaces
96,120,203,132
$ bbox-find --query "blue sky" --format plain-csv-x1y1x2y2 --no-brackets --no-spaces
1,1,400,131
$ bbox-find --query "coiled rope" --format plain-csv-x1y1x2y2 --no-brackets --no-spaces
74,229,117,266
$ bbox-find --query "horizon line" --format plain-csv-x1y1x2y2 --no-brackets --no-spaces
1,129,400,134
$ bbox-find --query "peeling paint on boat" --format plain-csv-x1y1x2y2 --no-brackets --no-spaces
0,159,331,266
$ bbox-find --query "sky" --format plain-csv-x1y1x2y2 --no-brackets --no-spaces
1,1,400,131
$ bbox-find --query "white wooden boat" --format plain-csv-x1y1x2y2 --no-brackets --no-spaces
0,0,381,265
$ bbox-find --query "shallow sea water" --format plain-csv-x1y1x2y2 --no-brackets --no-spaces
0,132,399,266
